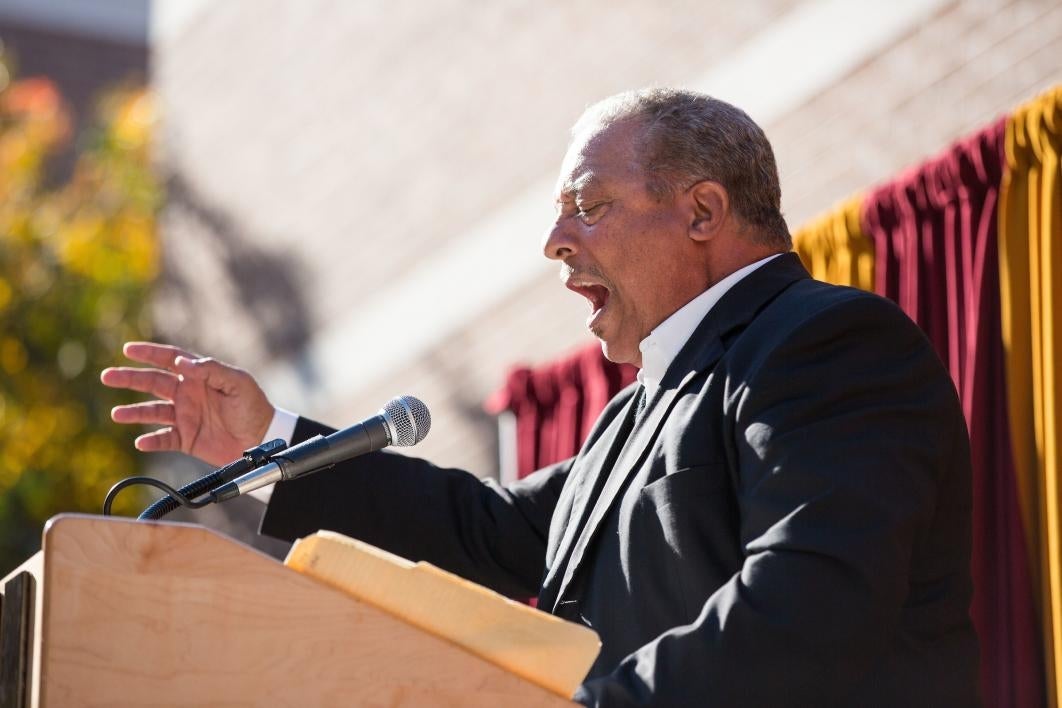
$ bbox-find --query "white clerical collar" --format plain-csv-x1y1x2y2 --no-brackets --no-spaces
637,253,782,396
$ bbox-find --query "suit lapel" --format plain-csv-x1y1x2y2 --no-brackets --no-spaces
546,252,812,612
550,344,722,610
538,388,638,608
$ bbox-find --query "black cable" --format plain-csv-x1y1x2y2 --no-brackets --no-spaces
103,477,215,516
136,439,289,521
137,457,253,521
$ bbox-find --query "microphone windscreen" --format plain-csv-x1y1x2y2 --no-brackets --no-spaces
382,396,431,447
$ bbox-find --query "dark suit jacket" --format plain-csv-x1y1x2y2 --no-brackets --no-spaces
261,253,980,706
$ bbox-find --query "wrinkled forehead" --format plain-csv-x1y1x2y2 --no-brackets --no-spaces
554,118,647,200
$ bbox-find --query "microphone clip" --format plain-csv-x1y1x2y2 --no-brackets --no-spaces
246,438,289,466
121,438,292,520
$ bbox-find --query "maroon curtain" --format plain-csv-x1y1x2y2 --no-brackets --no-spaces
861,118,1042,708
485,345,637,478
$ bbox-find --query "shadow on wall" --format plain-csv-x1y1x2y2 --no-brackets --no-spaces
156,170,316,383
423,342,503,478
147,172,317,556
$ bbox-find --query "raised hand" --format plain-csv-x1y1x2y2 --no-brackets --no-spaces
101,342,275,467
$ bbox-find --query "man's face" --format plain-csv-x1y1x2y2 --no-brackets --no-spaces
543,118,695,367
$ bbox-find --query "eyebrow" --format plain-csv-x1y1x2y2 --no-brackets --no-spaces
558,172,600,201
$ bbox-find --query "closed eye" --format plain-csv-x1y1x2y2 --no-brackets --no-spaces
577,202,610,224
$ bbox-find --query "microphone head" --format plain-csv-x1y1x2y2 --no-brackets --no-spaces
380,395,431,447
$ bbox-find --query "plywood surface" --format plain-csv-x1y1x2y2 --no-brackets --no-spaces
38,515,573,707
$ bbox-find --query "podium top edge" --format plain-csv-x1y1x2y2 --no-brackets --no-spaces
42,513,276,559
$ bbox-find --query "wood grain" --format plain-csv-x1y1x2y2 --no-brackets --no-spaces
32,514,572,707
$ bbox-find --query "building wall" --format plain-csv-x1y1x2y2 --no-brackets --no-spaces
152,0,1062,480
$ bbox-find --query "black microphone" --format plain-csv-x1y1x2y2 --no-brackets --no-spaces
209,395,431,503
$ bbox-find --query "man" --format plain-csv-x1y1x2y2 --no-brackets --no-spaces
102,89,980,705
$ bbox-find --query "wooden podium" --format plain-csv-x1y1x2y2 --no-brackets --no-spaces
0,515,575,707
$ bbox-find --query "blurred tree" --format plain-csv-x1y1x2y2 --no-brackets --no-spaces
0,56,158,573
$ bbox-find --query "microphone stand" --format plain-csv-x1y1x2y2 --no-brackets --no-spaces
101,439,289,519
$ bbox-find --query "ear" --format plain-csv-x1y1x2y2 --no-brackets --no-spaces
687,181,729,243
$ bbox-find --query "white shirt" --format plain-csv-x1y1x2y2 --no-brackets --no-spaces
637,253,781,398
262,253,783,444
262,405,299,448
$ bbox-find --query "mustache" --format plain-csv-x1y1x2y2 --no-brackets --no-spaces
559,263,609,284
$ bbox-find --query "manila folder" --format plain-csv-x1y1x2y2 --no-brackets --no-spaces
285,531,601,699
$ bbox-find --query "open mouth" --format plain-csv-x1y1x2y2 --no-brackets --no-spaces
566,281,610,314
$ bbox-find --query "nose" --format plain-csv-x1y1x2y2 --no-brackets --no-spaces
542,217,577,261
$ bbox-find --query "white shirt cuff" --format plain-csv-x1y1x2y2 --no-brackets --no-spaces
250,406,299,503
261,406,299,446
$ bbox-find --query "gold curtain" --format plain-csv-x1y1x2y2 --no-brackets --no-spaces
999,84,1062,707
791,194,874,291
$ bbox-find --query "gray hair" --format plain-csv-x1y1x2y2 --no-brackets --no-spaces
575,88,791,249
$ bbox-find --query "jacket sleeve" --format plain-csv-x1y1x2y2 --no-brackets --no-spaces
261,417,572,598
575,294,975,706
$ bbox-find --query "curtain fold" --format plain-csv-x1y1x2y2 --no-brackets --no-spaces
485,346,636,478
861,117,1043,708
999,84,1062,708
791,194,875,291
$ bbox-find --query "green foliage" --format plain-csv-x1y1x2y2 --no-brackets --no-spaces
0,60,159,573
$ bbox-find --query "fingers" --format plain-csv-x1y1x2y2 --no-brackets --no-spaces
122,342,199,372
173,355,243,394
112,398,183,454
111,401,176,426
100,367,179,400
134,427,182,453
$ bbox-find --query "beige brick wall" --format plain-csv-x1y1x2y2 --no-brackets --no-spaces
153,0,796,367
153,0,1062,480
774,0,1062,228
